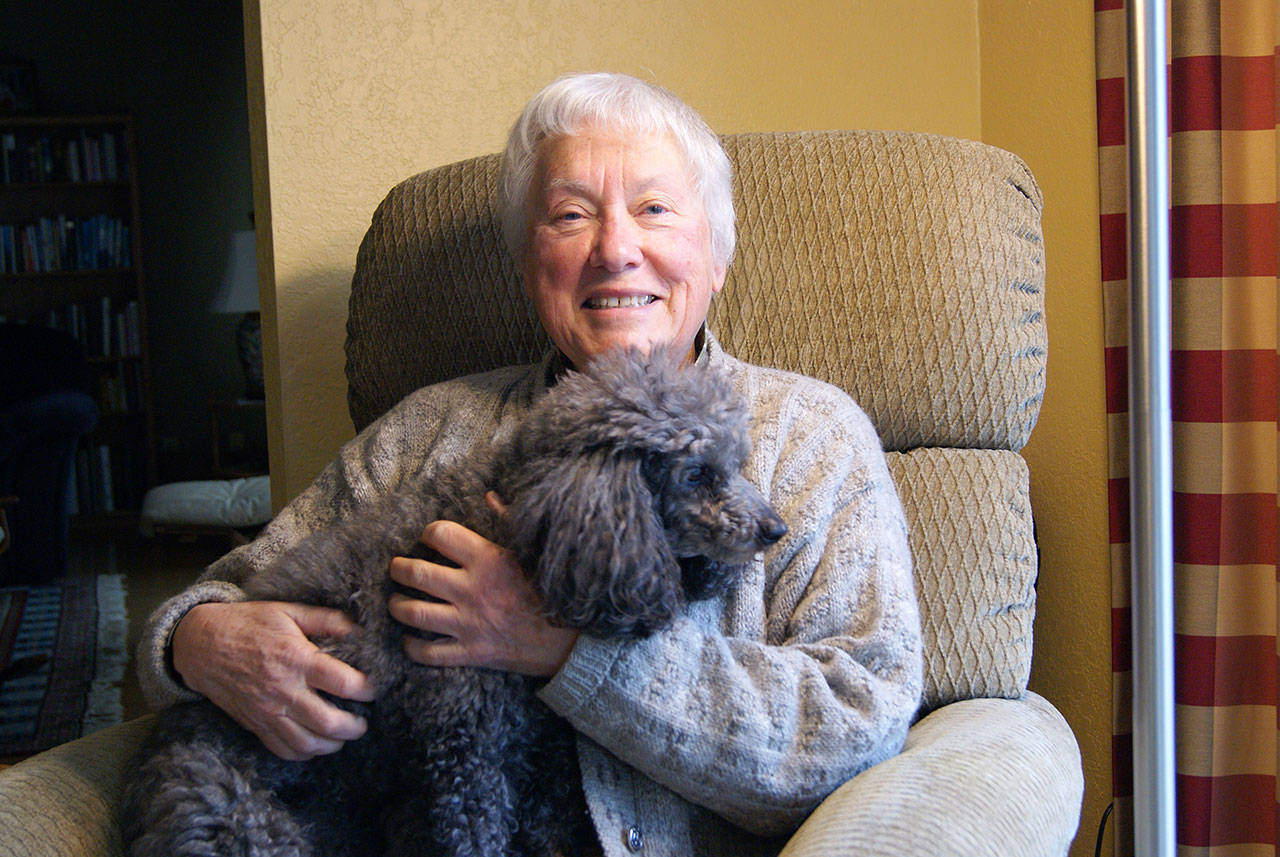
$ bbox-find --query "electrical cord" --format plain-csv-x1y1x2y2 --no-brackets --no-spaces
1095,801,1114,857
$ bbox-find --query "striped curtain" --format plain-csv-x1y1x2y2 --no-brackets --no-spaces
1096,0,1280,854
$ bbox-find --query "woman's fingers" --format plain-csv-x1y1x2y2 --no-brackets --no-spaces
388,524,578,675
387,590,457,635
170,600,372,760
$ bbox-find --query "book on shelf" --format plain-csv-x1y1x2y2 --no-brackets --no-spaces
3,116,153,516
94,360,144,413
0,126,128,185
71,444,113,515
70,437,146,517
71,442,128,516
97,444,115,513
43,298,144,360
0,214,130,273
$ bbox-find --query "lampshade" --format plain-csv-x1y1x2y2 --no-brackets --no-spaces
210,230,259,314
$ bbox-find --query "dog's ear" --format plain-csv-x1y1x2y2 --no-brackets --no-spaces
506,450,683,638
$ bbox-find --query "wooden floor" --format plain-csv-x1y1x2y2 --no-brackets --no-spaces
66,531,231,723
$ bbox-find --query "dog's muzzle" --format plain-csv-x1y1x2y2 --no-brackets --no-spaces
757,512,787,546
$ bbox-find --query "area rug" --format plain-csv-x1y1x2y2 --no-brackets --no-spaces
0,574,126,755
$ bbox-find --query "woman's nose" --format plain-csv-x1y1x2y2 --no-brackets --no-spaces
590,212,643,271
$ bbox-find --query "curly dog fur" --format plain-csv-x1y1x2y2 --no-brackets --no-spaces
122,348,787,857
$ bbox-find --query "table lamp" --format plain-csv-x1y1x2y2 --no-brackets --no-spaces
210,229,263,400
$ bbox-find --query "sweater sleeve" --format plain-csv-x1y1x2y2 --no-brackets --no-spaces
538,377,924,836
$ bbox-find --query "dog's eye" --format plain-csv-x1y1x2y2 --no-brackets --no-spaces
683,464,710,488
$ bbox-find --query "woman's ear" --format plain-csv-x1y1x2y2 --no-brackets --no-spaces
506,450,683,637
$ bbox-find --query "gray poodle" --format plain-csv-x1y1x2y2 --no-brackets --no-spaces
123,348,787,857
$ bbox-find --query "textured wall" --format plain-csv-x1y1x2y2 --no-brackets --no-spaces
245,0,984,501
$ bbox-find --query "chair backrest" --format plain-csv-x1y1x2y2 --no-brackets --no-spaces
346,130,1047,714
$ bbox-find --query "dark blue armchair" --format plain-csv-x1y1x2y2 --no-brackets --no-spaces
0,324,98,584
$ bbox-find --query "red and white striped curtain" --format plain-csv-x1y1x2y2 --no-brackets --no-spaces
1097,0,1279,853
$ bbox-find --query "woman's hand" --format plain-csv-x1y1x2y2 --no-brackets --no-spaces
171,600,376,761
388,494,578,677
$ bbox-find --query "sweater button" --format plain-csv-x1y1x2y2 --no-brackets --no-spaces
624,825,644,852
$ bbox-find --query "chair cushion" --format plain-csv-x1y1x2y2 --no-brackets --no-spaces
716,131,1046,453
345,130,1046,453
887,448,1036,712
139,477,271,535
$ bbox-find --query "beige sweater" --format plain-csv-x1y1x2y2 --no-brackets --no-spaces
138,334,924,857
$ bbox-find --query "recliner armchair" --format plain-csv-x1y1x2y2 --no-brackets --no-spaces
0,323,98,585
0,130,1083,856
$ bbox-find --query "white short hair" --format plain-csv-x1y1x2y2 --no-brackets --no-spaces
498,72,736,269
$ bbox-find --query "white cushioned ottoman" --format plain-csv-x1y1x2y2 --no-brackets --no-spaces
139,476,271,540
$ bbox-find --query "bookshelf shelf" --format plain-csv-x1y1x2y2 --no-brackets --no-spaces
0,115,155,521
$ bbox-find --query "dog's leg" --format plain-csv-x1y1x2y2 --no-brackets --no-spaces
379,669,525,857
382,762,515,857
503,704,597,857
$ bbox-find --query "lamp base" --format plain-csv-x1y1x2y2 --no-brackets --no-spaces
236,312,264,400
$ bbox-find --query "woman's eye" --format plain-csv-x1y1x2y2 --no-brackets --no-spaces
643,203,668,216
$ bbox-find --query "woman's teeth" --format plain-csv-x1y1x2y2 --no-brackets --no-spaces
586,295,656,309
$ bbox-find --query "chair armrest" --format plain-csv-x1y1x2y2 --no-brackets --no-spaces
0,715,153,857
0,392,98,461
780,692,1083,857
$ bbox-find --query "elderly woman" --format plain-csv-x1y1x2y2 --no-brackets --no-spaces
139,72,923,855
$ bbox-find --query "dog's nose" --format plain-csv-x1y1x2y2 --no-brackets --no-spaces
758,515,787,545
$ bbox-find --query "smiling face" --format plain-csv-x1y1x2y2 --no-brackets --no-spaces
521,128,727,370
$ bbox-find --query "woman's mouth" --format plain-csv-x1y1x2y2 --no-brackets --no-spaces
584,295,657,309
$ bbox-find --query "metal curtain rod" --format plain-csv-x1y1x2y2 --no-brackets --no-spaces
1126,0,1176,854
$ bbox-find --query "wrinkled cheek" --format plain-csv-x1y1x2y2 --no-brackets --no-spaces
525,270,579,326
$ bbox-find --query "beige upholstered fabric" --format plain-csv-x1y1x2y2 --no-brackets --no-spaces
779,694,1082,857
345,155,539,430
889,448,1037,712
0,715,153,857
347,130,1046,453
714,132,1045,453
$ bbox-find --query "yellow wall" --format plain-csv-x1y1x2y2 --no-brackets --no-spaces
244,2,1108,854
979,6,1112,857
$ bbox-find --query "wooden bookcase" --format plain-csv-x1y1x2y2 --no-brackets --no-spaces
0,114,156,527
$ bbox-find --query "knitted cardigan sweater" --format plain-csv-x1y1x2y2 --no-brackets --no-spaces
138,335,924,857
